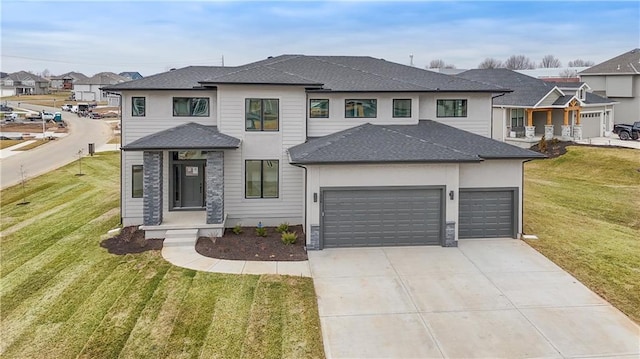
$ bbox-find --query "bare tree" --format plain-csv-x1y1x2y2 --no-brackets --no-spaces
478,58,503,69
539,55,561,68
428,59,456,69
41,69,51,78
559,69,578,78
567,59,595,67
428,59,446,69
504,55,535,70
18,165,30,205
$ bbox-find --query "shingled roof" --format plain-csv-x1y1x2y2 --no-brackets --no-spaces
122,122,240,151
288,120,543,165
580,48,640,75
457,69,554,107
104,55,507,93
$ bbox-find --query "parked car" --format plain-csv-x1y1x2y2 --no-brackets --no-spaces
88,112,102,119
613,121,640,140
4,112,18,121
1,105,13,112
26,112,42,121
61,104,73,111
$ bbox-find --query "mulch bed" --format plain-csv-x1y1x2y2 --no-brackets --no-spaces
529,140,573,158
100,226,163,255
196,225,308,261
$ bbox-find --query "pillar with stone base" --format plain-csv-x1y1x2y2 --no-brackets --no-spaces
572,125,583,141
561,125,572,141
544,125,554,140
525,126,535,139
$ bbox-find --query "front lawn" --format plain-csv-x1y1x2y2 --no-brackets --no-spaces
0,152,324,358
524,146,640,323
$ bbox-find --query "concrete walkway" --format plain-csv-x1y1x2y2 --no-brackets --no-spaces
161,229,311,277
575,135,640,149
308,239,640,359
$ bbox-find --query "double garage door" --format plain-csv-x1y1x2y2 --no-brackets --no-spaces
321,187,516,248
322,187,444,248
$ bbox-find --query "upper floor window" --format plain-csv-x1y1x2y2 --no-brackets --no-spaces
132,97,145,116
437,99,467,118
345,99,377,118
173,97,209,117
246,99,279,131
393,99,411,118
310,99,329,118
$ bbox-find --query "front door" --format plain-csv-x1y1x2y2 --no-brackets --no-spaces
173,162,205,208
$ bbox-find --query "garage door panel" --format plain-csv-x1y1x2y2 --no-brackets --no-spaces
459,189,515,239
322,188,442,248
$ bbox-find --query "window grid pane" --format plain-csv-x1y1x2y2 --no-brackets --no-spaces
173,97,209,117
262,160,279,198
245,99,279,131
132,165,143,198
393,99,411,118
345,99,377,118
245,160,279,198
132,97,145,117
245,160,262,198
436,99,467,118
310,99,329,118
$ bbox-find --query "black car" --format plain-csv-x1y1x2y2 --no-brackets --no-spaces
1,105,13,112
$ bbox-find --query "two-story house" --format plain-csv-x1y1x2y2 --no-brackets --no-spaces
104,55,543,250
458,69,617,148
579,48,640,124
1,71,50,95
50,71,89,90
74,72,129,103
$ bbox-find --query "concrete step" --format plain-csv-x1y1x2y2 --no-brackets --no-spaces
164,229,199,239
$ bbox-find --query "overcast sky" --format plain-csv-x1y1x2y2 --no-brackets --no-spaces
1,1,638,77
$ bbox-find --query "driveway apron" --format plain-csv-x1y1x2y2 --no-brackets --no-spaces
308,239,640,359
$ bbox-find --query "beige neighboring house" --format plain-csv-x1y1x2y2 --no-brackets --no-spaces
73,72,129,103
50,71,89,90
579,48,640,124
458,69,617,147
1,71,50,96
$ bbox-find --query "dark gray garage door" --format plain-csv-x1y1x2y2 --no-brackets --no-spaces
321,187,443,248
459,189,516,238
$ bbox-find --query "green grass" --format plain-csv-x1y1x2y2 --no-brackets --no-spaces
524,146,640,323
0,140,25,149
0,152,325,358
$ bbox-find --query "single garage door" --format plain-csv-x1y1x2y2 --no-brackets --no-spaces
321,187,443,248
459,189,516,238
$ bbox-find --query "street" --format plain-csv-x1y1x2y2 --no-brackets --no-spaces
0,101,113,189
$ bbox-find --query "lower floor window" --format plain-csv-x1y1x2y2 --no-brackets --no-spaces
245,160,279,198
132,165,143,198
510,108,525,128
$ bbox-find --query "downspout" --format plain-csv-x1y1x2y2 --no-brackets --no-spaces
291,163,308,247
111,91,123,225
520,158,537,238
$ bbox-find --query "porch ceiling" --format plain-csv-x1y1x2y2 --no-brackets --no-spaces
123,122,240,151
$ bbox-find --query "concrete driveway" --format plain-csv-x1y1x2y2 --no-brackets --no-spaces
308,239,640,359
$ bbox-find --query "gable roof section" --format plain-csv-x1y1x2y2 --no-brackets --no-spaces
122,122,241,151
580,48,640,75
457,69,554,107
104,55,508,93
583,92,617,105
288,120,543,164
7,71,49,83
78,72,130,85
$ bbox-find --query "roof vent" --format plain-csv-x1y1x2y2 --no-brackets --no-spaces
267,56,273,59
617,64,621,70
169,68,176,71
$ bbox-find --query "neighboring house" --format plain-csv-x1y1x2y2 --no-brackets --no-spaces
103,55,544,250
457,69,617,147
74,72,129,103
516,67,589,83
1,71,50,95
50,71,89,90
579,48,640,124
119,72,144,81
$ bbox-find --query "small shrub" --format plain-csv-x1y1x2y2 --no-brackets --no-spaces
255,227,268,237
281,231,298,245
550,138,560,145
276,222,289,233
232,223,243,235
538,135,547,153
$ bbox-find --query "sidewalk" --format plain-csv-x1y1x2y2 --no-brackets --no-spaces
0,139,119,159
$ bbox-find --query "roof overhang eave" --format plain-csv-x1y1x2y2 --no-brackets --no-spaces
122,145,240,151
288,158,483,165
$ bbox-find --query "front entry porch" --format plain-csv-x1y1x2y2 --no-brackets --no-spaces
140,211,228,239
506,101,584,147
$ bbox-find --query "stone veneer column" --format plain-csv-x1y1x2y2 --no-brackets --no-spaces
206,151,224,224
573,125,583,141
544,125,554,140
561,125,572,141
143,151,163,226
444,221,457,247
309,225,320,250
525,126,535,139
